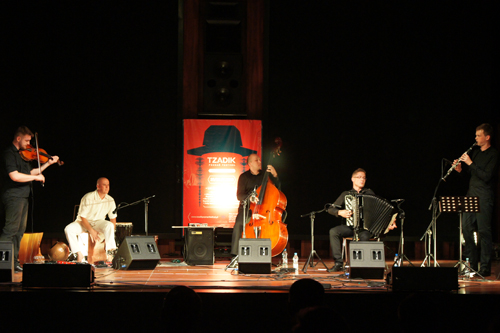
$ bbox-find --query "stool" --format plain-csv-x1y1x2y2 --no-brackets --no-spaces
74,204,106,263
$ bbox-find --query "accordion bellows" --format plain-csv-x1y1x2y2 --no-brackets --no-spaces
345,194,396,238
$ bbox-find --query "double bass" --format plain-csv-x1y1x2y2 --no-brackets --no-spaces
244,138,288,257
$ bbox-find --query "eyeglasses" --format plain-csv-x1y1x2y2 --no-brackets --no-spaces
353,176,366,180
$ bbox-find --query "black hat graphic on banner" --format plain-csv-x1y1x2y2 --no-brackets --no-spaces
187,125,257,157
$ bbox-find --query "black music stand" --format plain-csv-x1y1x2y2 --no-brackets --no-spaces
439,196,483,278
300,206,329,273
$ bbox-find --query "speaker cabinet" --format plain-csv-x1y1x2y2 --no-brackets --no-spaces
348,241,385,279
238,238,272,274
390,267,459,291
112,236,160,270
0,241,13,283
185,227,214,265
22,263,95,288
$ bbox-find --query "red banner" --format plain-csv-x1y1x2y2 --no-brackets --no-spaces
183,119,262,228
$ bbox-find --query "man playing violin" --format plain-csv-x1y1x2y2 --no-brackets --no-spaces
0,126,60,272
64,177,117,263
229,153,280,260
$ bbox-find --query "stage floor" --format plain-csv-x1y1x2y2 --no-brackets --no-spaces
5,258,500,294
2,258,500,332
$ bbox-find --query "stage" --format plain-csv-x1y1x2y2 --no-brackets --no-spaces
2,258,500,332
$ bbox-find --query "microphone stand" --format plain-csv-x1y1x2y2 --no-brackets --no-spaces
225,189,255,270
420,175,443,267
114,195,155,236
394,201,414,267
301,205,329,273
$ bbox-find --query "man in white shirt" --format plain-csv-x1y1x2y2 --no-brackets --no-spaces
64,177,117,262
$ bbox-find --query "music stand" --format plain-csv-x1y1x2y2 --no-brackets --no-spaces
300,206,329,273
439,196,482,278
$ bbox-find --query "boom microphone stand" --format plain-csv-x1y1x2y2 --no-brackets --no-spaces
114,195,155,236
301,205,330,273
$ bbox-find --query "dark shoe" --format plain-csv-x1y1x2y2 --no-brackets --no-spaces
15,264,23,273
477,269,491,277
328,262,344,272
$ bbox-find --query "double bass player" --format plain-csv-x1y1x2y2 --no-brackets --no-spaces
229,153,280,266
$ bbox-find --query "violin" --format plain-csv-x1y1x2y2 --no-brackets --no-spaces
20,144,64,166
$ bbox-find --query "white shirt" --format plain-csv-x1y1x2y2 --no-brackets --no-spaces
76,190,117,226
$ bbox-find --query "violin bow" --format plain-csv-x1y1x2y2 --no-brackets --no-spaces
34,133,43,187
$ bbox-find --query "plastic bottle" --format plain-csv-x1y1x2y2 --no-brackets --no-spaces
293,253,299,274
393,253,399,267
464,258,470,281
282,248,288,268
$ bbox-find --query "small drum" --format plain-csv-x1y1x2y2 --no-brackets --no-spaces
115,222,133,247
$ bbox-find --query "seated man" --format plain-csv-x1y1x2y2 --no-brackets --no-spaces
65,177,117,262
327,168,395,272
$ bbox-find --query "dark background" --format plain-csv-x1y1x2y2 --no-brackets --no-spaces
1,2,498,246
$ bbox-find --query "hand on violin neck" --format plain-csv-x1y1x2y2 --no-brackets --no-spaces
266,165,277,178
47,155,60,165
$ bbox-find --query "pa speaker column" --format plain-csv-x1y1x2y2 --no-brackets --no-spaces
185,227,214,265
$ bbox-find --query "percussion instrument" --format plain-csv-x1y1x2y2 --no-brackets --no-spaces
115,222,133,247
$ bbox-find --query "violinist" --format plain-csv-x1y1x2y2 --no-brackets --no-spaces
0,126,60,272
230,154,280,259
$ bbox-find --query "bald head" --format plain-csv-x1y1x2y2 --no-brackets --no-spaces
96,177,110,197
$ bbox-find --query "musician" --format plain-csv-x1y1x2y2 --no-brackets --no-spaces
0,126,59,272
454,123,499,276
64,177,118,263
230,153,280,258
327,168,396,272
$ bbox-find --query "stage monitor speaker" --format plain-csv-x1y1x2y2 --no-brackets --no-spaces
185,227,214,265
22,263,95,288
390,267,459,291
113,236,160,270
0,241,14,283
238,238,272,274
348,241,385,279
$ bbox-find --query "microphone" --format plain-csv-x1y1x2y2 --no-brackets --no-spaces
391,199,405,203
250,186,257,202
113,203,121,214
442,142,477,181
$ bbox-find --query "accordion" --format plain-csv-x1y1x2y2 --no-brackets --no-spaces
345,194,397,238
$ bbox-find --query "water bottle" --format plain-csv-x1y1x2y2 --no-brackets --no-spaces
464,258,470,281
282,248,288,268
393,254,399,267
293,253,299,274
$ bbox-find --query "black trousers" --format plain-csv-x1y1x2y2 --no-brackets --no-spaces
230,209,245,256
0,195,29,260
463,194,494,272
329,224,372,264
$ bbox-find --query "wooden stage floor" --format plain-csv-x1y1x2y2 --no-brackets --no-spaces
2,258,500,332
5,257,500,294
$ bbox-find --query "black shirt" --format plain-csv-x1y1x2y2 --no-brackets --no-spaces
236,170,280,208
1,144,33,198
327,187,375,223
465,146,499,196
